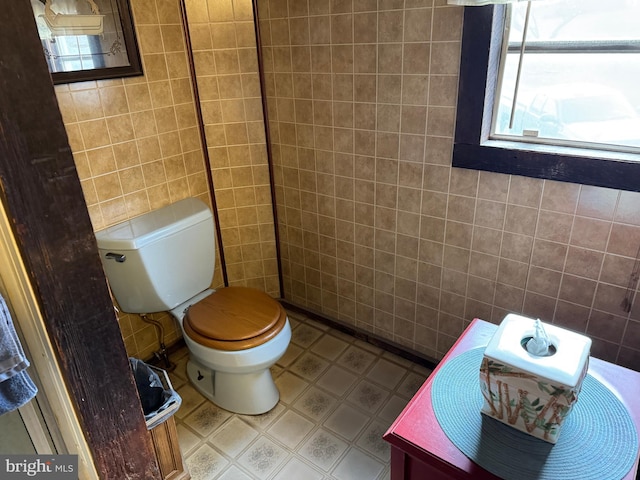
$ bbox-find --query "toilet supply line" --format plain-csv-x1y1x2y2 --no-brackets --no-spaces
139,313,175,372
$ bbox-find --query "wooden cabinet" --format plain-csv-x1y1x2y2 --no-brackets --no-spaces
383,319,640,480
150,416,189,480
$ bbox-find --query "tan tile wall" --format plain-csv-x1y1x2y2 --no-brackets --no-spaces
183,0,279,297
54,0,276,360
259,0,640,369
51,0,640,369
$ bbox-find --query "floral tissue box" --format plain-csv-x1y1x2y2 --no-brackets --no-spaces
479,314,591,443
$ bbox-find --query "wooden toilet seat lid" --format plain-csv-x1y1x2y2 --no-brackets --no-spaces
183,287,287,351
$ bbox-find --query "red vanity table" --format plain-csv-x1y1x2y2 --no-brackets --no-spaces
383,318,640,480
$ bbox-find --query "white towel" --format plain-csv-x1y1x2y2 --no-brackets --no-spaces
0,293,37,415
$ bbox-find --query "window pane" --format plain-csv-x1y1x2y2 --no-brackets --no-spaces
509,0,640,43
495,0,640,152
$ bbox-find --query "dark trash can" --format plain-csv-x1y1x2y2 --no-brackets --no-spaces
129,357,181,430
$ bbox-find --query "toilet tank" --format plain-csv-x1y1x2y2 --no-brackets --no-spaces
95,198,216,314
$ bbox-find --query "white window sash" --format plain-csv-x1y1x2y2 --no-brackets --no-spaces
507,2,531,128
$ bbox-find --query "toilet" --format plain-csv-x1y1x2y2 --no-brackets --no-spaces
95,197,291,415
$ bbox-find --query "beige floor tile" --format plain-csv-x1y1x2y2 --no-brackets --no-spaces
216,465,253,480
210,417,259,458
291,323,324,347
316,365,358,397
356,421,391,462
289,352,331,381
175,383,206,419
272,457,324,480
274,371,310,404
270,363,284,379
236,436,287,479
171,352,189,380
310,333,350,360
267,410,315,449
333,448,385,480
366,358,409,390
337,345,377,374
323,404,370,442
346,380,390,414
238,403,285,430
397,371,429,399
276,342,304,367
176,423,201,455
298,428,349,472
292,386,338,421
378,394,411,424
185,444,229,480
184,402,232,437
172,310,432,480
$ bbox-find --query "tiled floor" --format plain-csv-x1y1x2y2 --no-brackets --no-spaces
169,310,432,480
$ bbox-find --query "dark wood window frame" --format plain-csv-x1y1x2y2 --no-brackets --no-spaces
452,5,640,193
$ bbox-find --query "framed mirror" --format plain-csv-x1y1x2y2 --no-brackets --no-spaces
30,0,143,84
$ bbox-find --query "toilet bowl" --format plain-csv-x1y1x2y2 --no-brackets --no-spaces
172,287,291,414
94,197,291,415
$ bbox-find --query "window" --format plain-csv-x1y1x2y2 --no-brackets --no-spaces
42,35,105,73
452,1,640,192
494,1,640,153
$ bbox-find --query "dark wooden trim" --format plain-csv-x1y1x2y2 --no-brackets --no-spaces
454,143,640,192
452,5,640,193
454,5,502,144
281,301,438,371
253,0,285,298
0,3,159,479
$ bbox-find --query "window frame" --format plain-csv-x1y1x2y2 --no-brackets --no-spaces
452,5,640,193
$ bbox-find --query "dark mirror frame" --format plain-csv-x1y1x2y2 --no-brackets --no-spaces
35,0,143,85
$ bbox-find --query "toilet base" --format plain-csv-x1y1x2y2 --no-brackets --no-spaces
186,358,280,415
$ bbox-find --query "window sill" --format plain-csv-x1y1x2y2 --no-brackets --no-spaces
485,138,640,163
452,139,640,192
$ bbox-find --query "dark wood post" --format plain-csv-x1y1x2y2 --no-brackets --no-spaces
0,2,160,478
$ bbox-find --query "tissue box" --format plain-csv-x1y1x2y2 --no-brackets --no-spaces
479,314,591,443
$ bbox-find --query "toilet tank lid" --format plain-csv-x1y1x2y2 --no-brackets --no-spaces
95,198,212,251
